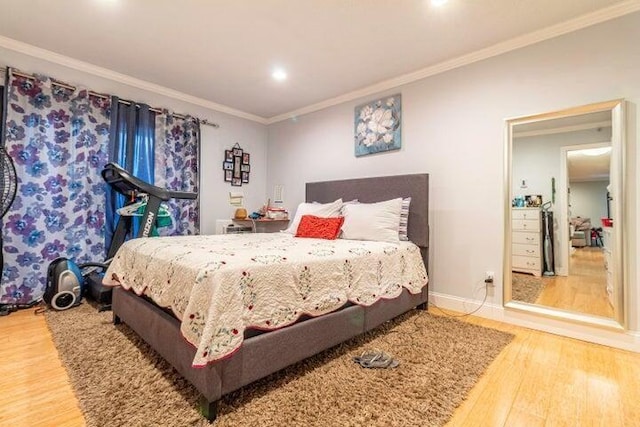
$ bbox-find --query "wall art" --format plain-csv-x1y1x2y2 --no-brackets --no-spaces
354,94,401,157
223,143,250,186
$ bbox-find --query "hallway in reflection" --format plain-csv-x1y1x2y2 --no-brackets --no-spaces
534,247,613,318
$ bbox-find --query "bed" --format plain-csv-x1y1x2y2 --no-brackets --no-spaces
109,173,429,421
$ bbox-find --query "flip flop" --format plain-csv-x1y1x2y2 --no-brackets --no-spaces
353,349,399,369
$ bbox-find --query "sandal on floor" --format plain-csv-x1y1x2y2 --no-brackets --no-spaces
353,349,399,369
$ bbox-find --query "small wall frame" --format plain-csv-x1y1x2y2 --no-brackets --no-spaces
223,143,250,186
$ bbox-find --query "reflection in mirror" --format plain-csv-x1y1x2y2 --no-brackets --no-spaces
504,100,625,329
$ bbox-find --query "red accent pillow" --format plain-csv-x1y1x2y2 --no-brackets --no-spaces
295,215,344,240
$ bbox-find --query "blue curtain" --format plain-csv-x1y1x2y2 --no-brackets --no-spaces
1,68,111,304
105,98,155,252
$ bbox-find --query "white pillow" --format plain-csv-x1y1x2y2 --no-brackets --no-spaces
284,198,344,234
399,197,411,241
341,198,403,243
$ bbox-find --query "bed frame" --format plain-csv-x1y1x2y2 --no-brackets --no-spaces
112,173,429,421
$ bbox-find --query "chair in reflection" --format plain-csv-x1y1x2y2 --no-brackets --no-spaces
590,227,603,247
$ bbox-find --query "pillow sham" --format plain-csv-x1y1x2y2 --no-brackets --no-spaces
284,198,343,234
340,198,403,243
295,215,344,240
399,197,411,241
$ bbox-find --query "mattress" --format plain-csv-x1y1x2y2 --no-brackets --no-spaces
104,233,428,366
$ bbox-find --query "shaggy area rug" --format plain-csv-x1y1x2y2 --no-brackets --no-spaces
512,273,546,304
46,303,512,427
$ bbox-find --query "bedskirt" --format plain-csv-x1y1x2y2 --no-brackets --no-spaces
112,284,428,405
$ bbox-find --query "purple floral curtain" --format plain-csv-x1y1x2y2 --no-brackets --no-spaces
1,69,111,304
154,112,199,236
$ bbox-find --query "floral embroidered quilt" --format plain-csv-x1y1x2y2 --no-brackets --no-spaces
104,233,428,366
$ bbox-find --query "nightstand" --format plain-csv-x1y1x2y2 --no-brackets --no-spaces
231,218,290,233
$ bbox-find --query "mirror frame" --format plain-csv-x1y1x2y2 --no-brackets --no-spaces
503,99,626,331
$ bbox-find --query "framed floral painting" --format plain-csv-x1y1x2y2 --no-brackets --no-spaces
354,94,401,157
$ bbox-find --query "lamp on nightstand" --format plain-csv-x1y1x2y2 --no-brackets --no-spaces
234,208,248,219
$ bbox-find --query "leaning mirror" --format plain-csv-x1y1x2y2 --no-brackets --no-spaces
504,99,625,330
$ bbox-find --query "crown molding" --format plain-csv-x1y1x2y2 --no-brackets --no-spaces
267,0,640,124
514,120,612,138
0,35,268,125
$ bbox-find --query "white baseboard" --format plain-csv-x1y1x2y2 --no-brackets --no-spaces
429,291,640,353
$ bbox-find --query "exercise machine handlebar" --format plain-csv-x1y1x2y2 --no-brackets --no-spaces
101,162,197,201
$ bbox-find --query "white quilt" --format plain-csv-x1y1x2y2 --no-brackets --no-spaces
104,233,428,367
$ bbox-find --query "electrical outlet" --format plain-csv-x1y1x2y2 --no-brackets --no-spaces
485,271,495,287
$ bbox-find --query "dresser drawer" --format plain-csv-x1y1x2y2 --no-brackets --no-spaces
512,243,540,257
512,231,540,245
512,209,540,221
512,219,540,232
512,255,541,271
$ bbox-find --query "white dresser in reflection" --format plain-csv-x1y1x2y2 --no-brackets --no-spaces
511,207,542,277
601,226,614,306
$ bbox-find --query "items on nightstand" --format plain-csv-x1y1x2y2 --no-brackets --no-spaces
234,208,248,219
266,206,288,220
512,196,525,208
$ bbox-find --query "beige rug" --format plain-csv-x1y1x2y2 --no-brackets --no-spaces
46,303,512,427
512,273,546,304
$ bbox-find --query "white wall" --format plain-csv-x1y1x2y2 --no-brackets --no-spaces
512,128,610,207
0,48,268,235
570,181,609,228
267,13,640,338
199,125,268,235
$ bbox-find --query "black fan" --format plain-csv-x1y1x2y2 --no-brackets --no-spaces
0,147,17,217
0,146,17,315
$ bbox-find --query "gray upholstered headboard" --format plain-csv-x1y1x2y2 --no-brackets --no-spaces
305,174,429,251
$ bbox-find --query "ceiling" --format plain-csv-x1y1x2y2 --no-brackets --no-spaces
0,0,636,122
568,148,611,182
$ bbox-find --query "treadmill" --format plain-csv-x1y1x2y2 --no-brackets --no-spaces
87,162,198,303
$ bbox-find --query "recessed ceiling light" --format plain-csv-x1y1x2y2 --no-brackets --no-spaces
580,147,612,156
431,0,448,6
272,68,287,82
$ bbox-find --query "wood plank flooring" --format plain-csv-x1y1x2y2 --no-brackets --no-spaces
0,308,84,427
535,247,614,318
1,305,639,426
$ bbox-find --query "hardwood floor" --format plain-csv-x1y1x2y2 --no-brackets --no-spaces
444,313,640,426
1,306,639,426
535,246,614,318
0,308,84,427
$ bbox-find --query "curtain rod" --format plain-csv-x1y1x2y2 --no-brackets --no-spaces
1,67,220,129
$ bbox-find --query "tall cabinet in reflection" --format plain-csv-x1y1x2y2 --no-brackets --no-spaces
511,207,542,276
